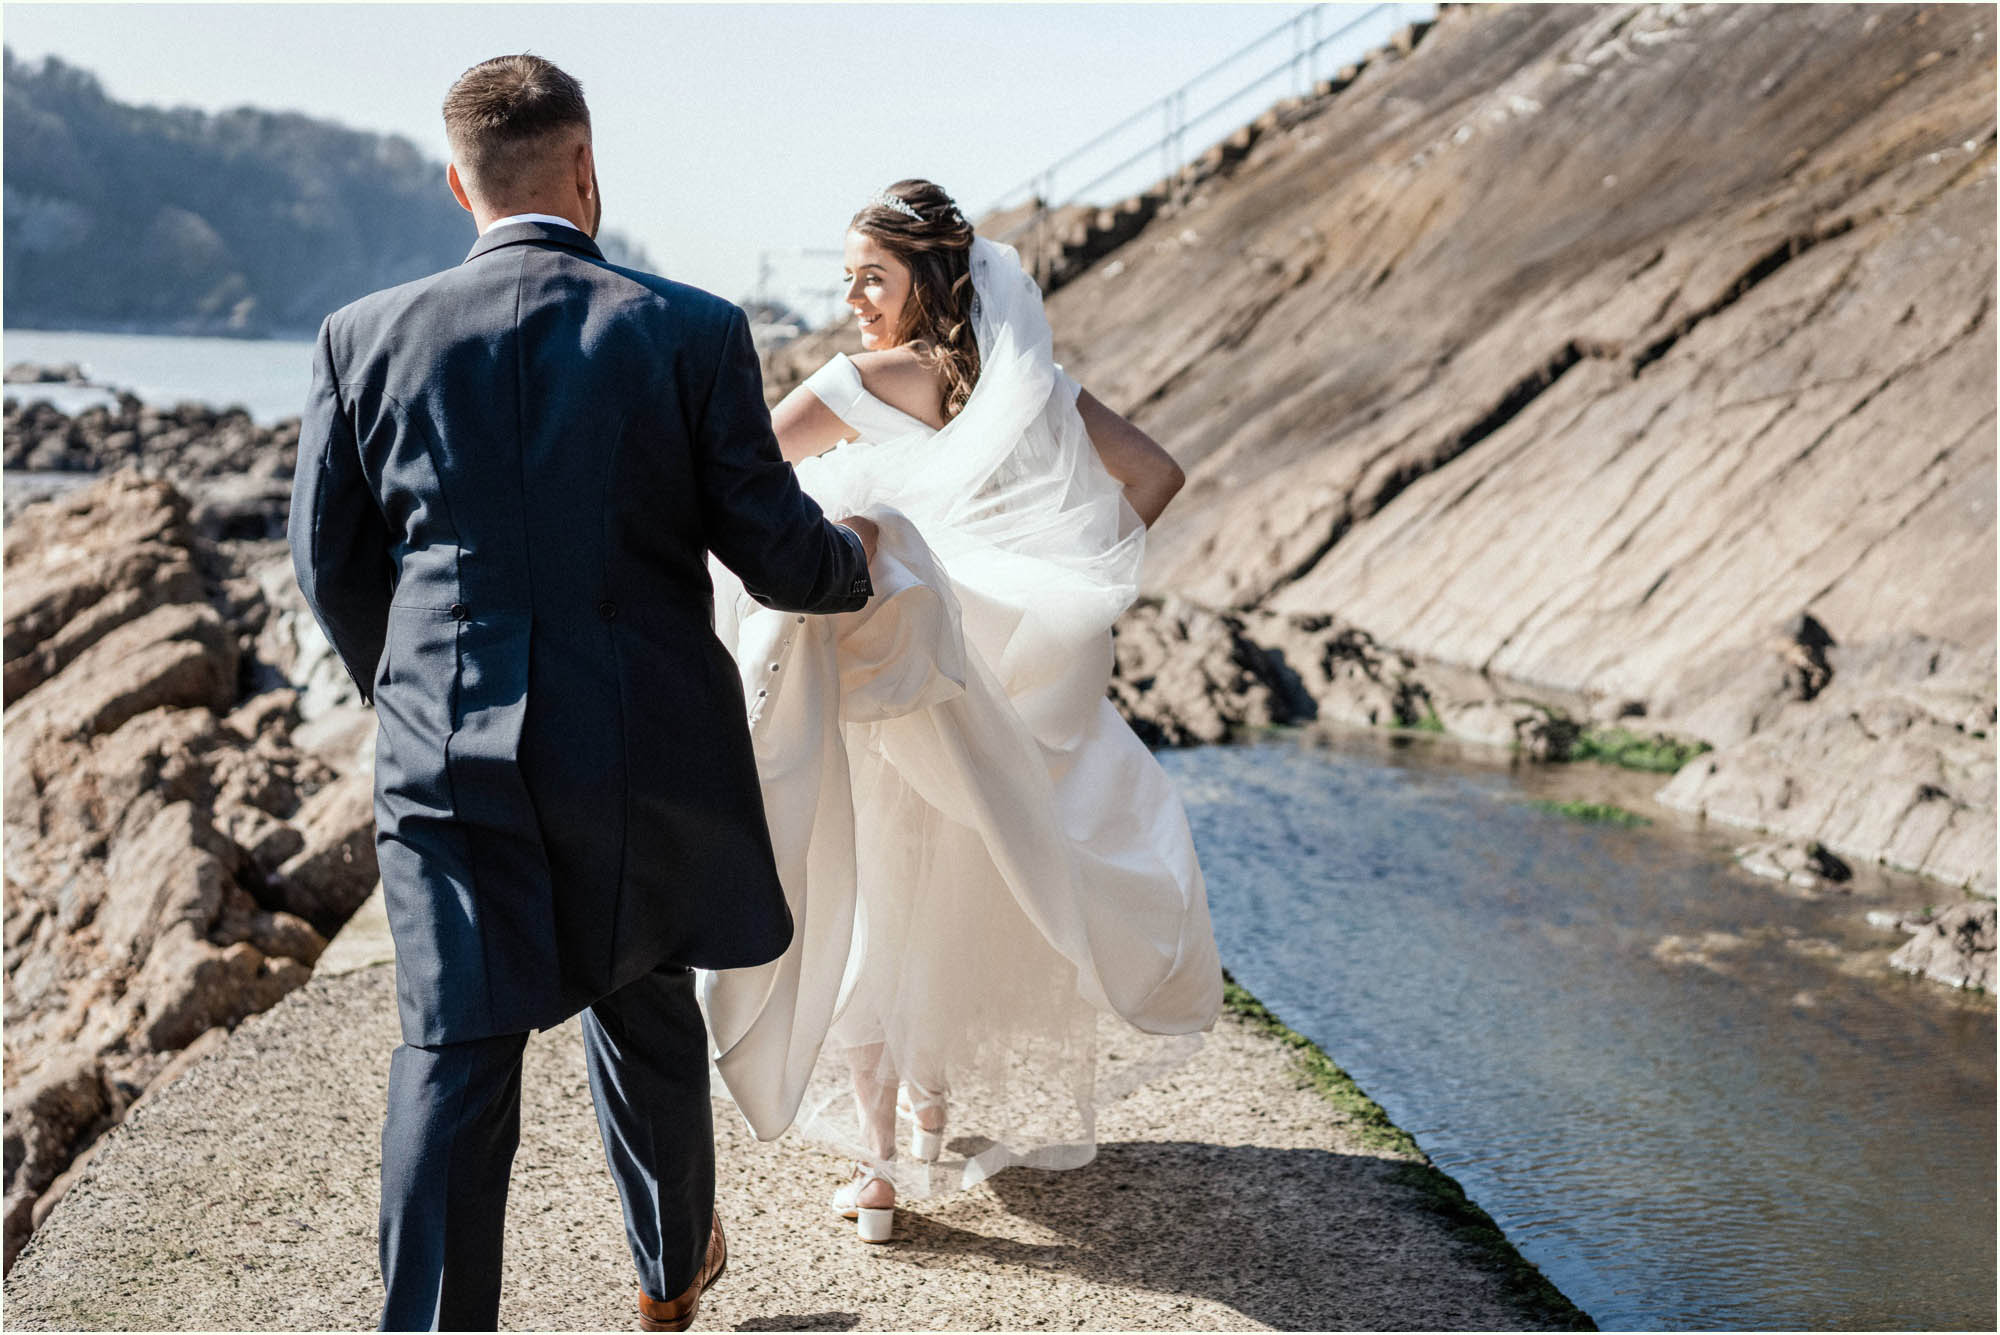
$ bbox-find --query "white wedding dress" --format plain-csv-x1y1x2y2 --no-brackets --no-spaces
700,238,1222,1197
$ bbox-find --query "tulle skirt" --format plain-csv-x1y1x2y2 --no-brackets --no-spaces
704,497,1221,1199
790,685,1211,1196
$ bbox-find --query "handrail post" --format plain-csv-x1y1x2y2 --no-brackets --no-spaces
1292,10,1303,96
1049,169,1058,282
1176,89,1189,205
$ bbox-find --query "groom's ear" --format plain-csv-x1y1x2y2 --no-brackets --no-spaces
447,163,475,216
574,140,595,199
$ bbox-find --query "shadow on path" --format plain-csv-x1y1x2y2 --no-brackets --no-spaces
895,1142,1528,1331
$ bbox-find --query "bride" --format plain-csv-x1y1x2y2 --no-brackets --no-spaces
701,179,1222,1242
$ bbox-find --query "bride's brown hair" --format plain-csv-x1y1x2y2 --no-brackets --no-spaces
851,179,981,422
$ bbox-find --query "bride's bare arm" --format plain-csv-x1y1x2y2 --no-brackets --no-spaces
771,386,853,463
1077,389,1185,527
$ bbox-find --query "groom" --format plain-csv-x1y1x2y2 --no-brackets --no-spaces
289,54,876,1331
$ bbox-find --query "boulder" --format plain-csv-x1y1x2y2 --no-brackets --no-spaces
3,601,237,745
1,1049,106,1270
1433,698,1579,760
1109,599,1295,746
2,472,204,697
3,362,87,385
222,687,298,743
274,772,379,934
96,801,240,970
186,474,293,542
1888,901,1996,992
127,923,312,1053
1733,838,1852,893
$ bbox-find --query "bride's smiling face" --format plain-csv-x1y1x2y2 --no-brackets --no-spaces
843,229,911,350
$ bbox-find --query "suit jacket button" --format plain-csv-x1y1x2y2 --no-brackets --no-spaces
598,600,617,620
450,603,469,620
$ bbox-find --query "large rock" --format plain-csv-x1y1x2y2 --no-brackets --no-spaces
1,1050,107,1270
1888,901,1996,991
1109,599,1298,746
1658,635,1996,893
3,601,236,745
1,471,206,699
96,801,240,969
126,923,311,1053
274,772,379,934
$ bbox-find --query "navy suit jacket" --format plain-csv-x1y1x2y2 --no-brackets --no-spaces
289,220,872,1045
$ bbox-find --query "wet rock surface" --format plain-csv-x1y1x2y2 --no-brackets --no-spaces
1,472,371,1272
1886,900,1996,992
1732,838,1854,894
1110,597,1431,746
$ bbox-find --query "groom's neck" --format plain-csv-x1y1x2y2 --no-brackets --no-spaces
473,192,581,234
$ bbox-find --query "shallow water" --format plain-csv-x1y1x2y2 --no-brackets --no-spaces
3,329,314,424
1158,730,1996,1331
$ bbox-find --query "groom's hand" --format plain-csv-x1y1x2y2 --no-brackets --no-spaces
836,516,879,564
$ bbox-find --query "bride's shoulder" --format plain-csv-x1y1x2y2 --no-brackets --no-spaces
848,346,929,383
849,348,946,429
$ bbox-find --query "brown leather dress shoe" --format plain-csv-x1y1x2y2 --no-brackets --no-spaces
636,1211,727,1332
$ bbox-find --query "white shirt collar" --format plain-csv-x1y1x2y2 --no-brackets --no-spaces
481,212,586,236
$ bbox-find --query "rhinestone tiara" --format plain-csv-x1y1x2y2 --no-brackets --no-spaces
868,190,926,223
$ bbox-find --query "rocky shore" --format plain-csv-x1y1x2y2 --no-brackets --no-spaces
1,466,374,1272
3,391,299,539
1107,594,1994,993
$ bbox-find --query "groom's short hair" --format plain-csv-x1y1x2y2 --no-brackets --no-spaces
443,54,591,198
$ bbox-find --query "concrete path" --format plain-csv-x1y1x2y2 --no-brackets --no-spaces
5,909,1581,1331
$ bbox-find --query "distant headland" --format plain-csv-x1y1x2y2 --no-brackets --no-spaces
1,50,652,339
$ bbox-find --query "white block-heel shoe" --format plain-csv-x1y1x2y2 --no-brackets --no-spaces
903,1082,948,1163
831,1165,895,1243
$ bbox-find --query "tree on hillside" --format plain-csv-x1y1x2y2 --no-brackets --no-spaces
2,50,653,336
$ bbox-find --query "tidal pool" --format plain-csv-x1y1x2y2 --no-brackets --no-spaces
1159,730,1995,1331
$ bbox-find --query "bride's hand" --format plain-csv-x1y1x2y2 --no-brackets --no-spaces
838,515,879,564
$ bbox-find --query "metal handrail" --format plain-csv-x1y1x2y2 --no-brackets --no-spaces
988,2,1424,272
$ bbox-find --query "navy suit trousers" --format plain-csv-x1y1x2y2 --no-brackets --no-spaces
378,967,714,1330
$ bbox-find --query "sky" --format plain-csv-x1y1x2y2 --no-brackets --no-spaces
1,2,1422,310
